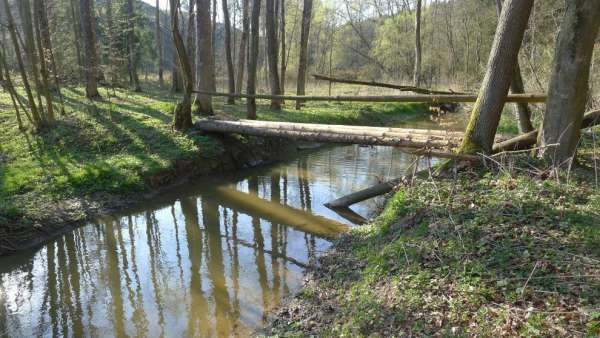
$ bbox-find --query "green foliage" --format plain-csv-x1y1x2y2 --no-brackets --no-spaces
270,169,600,336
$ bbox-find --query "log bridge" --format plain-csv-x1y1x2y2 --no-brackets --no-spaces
195,118,488,161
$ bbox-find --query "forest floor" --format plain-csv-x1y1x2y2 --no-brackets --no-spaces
266,134,600,336
0,84,428,255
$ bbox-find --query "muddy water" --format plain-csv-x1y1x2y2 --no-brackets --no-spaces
0,119,449,337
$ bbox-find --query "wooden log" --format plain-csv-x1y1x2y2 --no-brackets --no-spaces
227,119,467,138
195,119,461,148
325,178,403,209
492,109,600,152
193,90,547,103
313,74,466,95
327,206,368,225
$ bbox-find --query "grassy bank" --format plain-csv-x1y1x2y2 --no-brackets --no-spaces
267,141,600,336
0,85,428,254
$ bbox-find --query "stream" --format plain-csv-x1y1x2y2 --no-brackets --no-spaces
0,116,458,337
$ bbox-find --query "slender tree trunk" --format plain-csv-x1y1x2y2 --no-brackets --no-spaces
187,0,196,85
247,0,261,119
196,0,215,115
236,0,249,94
107,0,118,84
494,0,534,133
126,0,141,91
79,0,100,98
279,0,286,94
170,0,194,130
266,0,282,110
413,0,422,87
538,0,600,167
212,0,217,91
33,0,55,124
69,0,83,80
19,0,46,115
171,2,182,92
222,0,236,104
36,0,58,93
156,0,164,88
295,0,313,110
458,0,533,154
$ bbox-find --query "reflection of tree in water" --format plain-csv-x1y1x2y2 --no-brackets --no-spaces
180,196,210,337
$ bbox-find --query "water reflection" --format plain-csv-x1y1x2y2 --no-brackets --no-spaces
0,143,438,337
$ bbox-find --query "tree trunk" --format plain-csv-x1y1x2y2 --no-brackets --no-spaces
126,0,141,92
156,0,164,88
222,0,236,104
211,0,217,91
266,0,283,110
494,0,534,133
187,0,196,85
279,0,286,94
170,0,194,131
413,0,422,87
246,0,261,119
236,0,249,94
32,0,55,124
69,0,84,80
295,0,313,110
458,0,533,154
538,0,600,167
196,0,215,115
79,0,100,98
19,0,46,114
2,0,41,127
36,0,59,93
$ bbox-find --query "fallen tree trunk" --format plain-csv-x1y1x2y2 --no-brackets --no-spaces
193,90,547,104
325,178,403,209
195,119,461,148
312,74,464,95
492,108,600,152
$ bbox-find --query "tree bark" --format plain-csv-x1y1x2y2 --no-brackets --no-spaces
32,0,55,123
295,0,313,110
156,0,164,87
236,0,249,94
126,0,141,92
196,0,215,115
494,0,534,133
246,0,261,119
2,0,42,127
413,0,422,87
279,0,286,95
69,0,84,80
458,0,533,154
222,0,236,104
538,0,600,167
79,0,100,98
266,0,282,110
170,0,194,130
187,0,196,85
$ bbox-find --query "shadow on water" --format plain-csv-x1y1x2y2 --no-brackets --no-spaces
0,141,439,337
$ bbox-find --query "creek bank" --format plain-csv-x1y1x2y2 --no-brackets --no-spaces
0,133,296,256
265,164,600,336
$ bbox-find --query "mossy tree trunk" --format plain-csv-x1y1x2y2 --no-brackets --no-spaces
494,0,534,134
458,0,533,155
170,0,194,131
246,0,261,119
266,0,282,110
538,0,600,168
196,0,215,115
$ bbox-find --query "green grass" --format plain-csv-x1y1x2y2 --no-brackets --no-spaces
268,164,600,336
0,84,428,245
